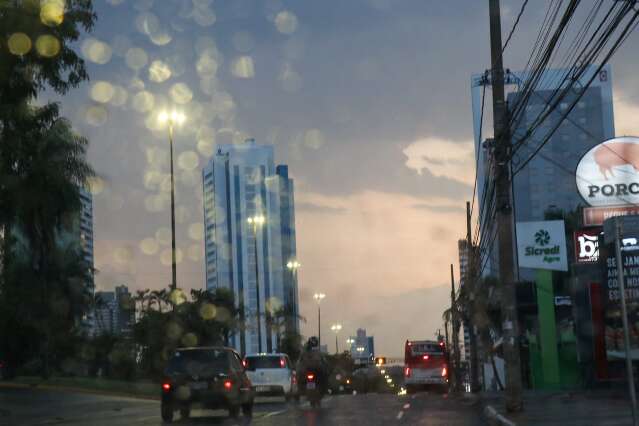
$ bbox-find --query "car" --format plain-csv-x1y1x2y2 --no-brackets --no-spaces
161,346,254,422
328,370,353,394
243,353,297,401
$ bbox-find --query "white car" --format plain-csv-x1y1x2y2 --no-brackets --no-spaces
243,353,297,400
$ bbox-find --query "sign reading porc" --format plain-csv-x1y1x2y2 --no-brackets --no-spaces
576,136,639,206
516,220,568,271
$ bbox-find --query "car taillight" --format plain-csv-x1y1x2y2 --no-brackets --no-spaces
422,355,429,361
442,367,447,377
242,359,247,368
162,383,171,392
280,357,286,368
306,373,315,381
404,367,411,377
346,379,351,384
224,380,233,390
292,372,297,385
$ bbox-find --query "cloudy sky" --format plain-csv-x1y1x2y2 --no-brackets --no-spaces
51,0,639,357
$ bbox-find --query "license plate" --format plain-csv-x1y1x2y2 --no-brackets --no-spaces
306,382,316,390
189,382,207,390
255,386,270,392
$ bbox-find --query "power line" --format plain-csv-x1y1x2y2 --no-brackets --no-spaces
502,0,529,52
470,78,488,220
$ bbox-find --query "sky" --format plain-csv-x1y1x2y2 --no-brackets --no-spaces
47,0,639,357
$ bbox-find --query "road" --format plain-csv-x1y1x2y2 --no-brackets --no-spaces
0,387,484,425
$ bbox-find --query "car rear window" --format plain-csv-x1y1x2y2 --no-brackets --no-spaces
244,356,284,370
167,349,229,375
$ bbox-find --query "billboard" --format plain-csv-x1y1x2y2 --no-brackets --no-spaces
574,228,602,264
516,220,568,271
576,136,639,207
583,205,639,226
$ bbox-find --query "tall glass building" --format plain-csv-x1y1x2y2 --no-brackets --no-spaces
470,65,614,276
202,139,299,355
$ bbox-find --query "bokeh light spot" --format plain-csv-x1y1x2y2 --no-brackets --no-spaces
81,38,112,64
35,35,61,58
113,247,132,265
132,91,155,112
275,10,298,34
90,81,115,103
40,0,65,27
8,33,32,55
156,227,171,245
232,31,255,53
139,238,159,255
199,303,216,320
304,129,325,149
169,83,193,104
181,332,198,347
166,321,183,340
231,56,255,79
168,288,187,305
109,85,128,106
87,176,105,195
149,60,172,82
177,151,199,171
85,105,108,126
125,47,148,70
188,223,204,241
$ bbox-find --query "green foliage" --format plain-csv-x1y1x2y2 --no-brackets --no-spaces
132,287,240,380
277,329,303,363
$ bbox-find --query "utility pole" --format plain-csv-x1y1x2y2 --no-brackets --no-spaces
450,264,461,393
489,0,523,412
466,201,481,392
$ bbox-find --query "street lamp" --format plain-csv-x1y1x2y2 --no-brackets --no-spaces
313,292,325,347
248,214,266,352
330,324,342,354
158,110,186,291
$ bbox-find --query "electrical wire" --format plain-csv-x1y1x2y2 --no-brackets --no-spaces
502,0,529,52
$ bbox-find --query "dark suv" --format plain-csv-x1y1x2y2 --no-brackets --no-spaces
161,347,254,422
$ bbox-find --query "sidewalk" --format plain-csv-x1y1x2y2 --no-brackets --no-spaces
482,389,634,426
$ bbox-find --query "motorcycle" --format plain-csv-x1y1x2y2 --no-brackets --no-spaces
302,370,324,408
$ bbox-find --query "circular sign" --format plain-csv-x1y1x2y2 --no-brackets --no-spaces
576,136,639,207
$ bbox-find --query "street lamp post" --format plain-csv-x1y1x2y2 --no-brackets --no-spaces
158,110,185,291
248,214,266,353
331,324,342,354
313,293,325,348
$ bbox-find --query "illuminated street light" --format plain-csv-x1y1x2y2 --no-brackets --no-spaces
247,214,266,353
331,323,342,354
157,109,186,291
313,293,325,347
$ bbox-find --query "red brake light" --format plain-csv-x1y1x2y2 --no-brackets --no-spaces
346,379,351,384
224,380,233,390
439,342,444,347
404,367,411,377
162,383,171,392
280,357,286,368
242,359,247,368
292,372,297,385
422,355,429,360
407,342,412,346
442,367,447,377
306,373,315,381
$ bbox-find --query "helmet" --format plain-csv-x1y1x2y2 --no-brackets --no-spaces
306,336,319,350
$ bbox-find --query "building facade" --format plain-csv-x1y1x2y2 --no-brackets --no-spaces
202,139,299,355
470,65,614,276
457,239,471,363
349,328,375,364
92,285,135,336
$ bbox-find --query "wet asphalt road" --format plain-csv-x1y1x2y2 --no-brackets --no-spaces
0,386,484,426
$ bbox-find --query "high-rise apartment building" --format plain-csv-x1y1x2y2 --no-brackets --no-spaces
92,285,135,336
458,239,471,362
202,139,299,355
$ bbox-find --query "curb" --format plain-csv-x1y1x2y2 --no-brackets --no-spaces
483,405,516,426
0,381,160,401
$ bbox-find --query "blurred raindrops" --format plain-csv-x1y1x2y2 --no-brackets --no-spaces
139,238,159,255
148,60,172,83
177,151,199,171
85,105,108,126
90,81,115,103
232,31,255,53
156,227,171,245
125,47,149,70
132,91,155,113
170,83,193,104
274,10,298,34
8,33,32,56
188,223,204,241
40,0,65,27
35,35,61,58
231,56,255,79
304,129,325,149
199,303,216,320
81,38,112,64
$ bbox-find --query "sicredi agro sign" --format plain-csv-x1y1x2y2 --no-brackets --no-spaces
576,136,639,206
516,220,568,271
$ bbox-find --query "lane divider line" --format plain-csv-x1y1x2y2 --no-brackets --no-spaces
397,411,404,420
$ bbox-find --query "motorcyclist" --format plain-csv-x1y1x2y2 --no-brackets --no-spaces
297,336,329,392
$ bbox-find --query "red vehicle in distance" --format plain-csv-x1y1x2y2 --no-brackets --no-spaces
403,339,449,394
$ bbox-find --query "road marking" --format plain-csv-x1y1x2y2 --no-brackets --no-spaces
403,403,410,409
396,411,404,420
262,409,287,418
